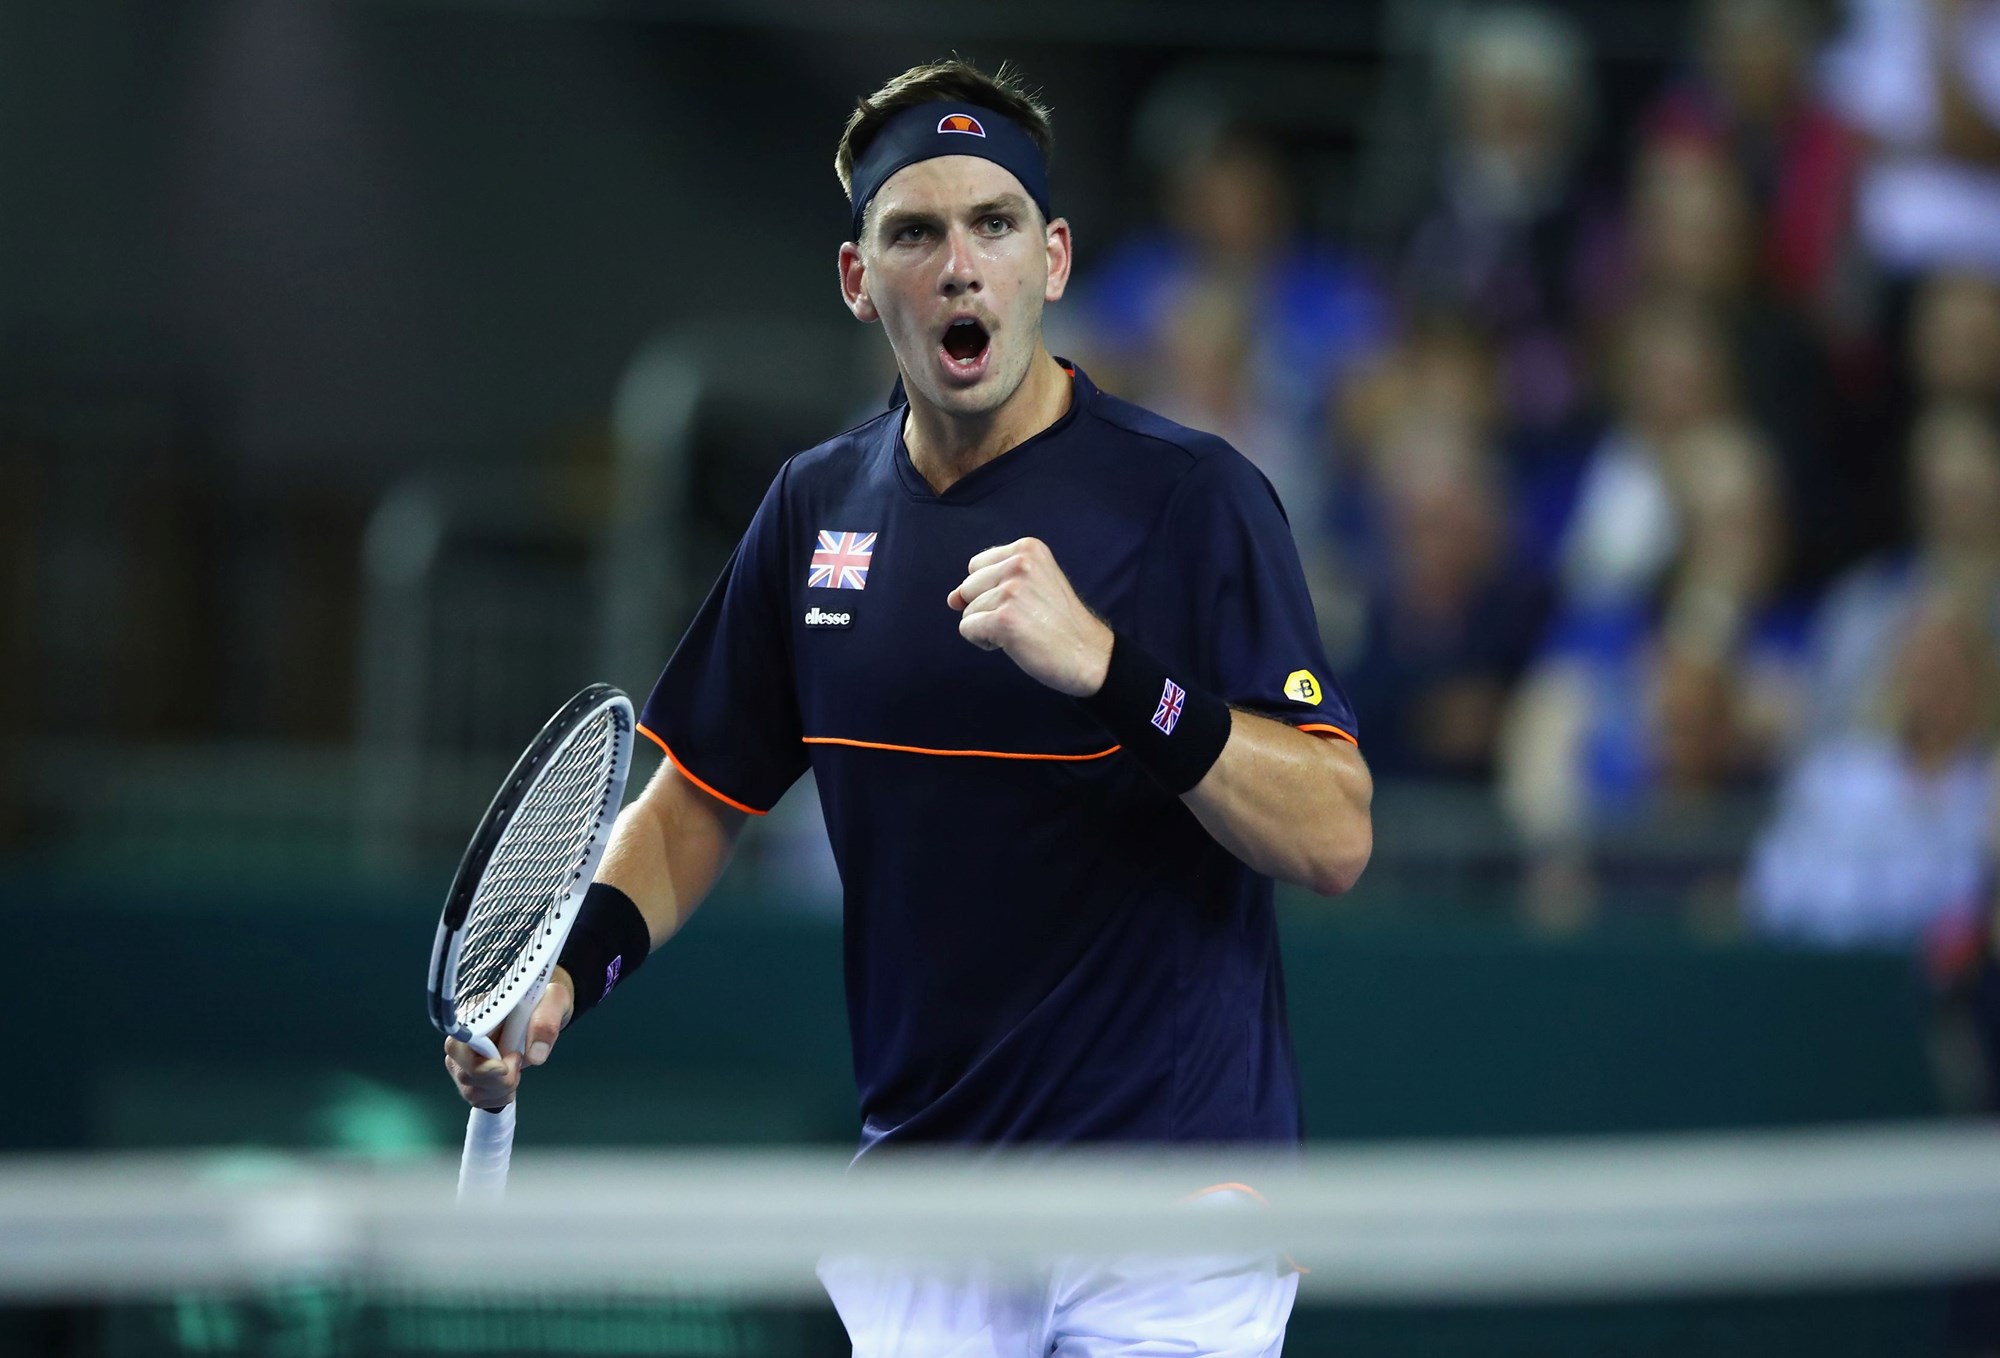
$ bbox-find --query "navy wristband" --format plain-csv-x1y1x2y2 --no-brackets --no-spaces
557,881,651,1020
1079,631,1232,795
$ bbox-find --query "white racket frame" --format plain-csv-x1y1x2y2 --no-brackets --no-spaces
429,687,633,1203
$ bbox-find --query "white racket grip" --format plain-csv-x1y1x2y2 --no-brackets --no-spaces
457,1103,517,1201
455,973,548,1203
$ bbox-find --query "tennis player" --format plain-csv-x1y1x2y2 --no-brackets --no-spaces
446,58,1372,1354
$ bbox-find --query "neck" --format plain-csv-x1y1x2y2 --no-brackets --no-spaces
903,348,1071,495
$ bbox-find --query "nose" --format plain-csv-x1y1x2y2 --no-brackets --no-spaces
939,225,982,296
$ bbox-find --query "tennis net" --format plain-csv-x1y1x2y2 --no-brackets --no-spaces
6,1124,1999,1354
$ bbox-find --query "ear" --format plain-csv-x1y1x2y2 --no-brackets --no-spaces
839,242,879,323
1042,217,1073,305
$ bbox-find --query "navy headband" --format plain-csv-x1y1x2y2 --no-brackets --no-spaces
847,101,1051,242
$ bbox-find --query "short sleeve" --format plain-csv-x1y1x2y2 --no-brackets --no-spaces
1144,449,1358,745
638,465,808,813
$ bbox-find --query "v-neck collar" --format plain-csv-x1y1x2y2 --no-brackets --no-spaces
888,362,1089,505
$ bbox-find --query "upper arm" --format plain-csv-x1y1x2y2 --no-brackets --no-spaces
637,754,751,859
1149,450,1360,743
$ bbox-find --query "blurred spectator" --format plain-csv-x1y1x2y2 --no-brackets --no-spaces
1821,269,2000,569
1555,298,1735,609
1400,5,1609,433
1625,137,1760,312
1908,269,2000,405
1747,589,1999,947
1616,136,1844,581
1646,0,1858,314
1332,311,1503,566
1339,413,1551,779
1066,125,1387,531
1821,0,2000,278
1809,403,2000,735
1501,421,1807,922
1341,311,1503,449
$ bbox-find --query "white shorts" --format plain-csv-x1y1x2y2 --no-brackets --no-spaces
817,1191,1298,1358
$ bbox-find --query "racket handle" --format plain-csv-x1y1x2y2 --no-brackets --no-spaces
457,1103,517,1201
455,975,548,1203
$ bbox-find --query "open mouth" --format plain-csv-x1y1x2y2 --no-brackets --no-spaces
942,318,991,367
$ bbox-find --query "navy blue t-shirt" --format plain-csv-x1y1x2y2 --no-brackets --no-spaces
640,363,1358,1153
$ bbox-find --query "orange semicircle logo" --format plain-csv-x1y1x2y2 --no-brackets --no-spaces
937,114,987,137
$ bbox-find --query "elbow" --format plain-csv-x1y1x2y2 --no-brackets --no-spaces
1305,820,1372,898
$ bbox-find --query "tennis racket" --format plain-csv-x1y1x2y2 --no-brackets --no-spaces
426,682,634,1202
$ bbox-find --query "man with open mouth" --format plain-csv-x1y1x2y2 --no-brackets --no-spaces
446,56,1374,1358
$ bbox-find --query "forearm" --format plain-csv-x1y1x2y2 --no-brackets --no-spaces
592,762,746,950
1182,712,1373,897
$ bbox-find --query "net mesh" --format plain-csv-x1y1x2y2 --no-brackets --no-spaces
449,706,624,1029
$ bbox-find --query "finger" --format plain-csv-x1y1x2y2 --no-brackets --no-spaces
444,1047,518,1107
958,580,1010,619
525,986,571,1066
469,1063,519,1113
958,609,1004,650
445,1041,508,1080
965,538,1035,575
948,558,1019,612
444,1037,500,1074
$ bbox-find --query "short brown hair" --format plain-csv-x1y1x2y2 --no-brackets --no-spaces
834,58,1054,222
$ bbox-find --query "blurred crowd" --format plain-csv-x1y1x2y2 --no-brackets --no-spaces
1062,0,2000,986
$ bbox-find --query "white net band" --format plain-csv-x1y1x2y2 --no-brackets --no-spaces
5,1122,2000,1303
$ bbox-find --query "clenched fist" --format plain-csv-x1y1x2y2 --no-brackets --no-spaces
947,537,1113,697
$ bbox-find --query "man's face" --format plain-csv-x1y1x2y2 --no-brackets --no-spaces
840,155,1070,420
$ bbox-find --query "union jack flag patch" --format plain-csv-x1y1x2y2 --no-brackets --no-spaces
807,530,875,591
1153,678,1186,735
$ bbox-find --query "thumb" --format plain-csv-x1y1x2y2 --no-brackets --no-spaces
525,971,574,1067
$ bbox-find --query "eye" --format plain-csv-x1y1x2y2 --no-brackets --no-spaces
894,223,930,244
982,215,1013,235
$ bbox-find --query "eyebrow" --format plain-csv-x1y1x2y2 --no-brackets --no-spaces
967,195,1030,219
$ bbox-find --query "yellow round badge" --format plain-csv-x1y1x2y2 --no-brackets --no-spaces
1283,670,1322,705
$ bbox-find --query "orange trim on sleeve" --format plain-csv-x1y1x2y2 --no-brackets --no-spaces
802,736,1120,762
1295,723,1358,746
636,723,769,817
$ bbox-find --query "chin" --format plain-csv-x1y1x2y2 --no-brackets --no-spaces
950,354,1033,416
930,382,1012,418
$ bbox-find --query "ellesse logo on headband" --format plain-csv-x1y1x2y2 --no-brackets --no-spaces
937,114,986,137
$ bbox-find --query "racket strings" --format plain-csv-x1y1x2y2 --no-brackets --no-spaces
452,708,624,1025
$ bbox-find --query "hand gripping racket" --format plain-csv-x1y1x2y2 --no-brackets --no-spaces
426,683,634,1201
